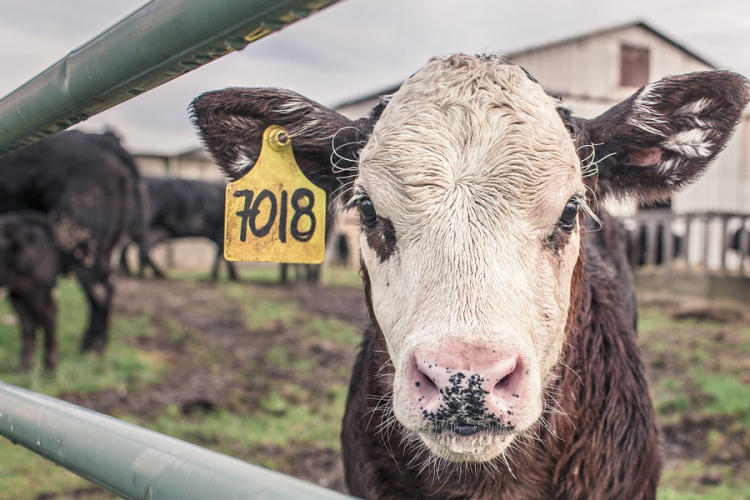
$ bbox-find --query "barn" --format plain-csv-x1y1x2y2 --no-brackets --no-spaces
336,21,750,279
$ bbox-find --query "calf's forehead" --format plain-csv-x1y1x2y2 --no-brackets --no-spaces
357,56,582,227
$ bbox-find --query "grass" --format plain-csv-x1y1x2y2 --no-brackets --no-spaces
304,317,361,347
0,269,361,499
224,283,300,330
0,277,169,500
697,373,750,424
0,278,166,395
140,385,348,457
639,305,750,500
169,263,364,289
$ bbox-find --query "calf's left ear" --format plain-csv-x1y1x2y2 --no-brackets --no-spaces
189,88,364,193
568,70,750,203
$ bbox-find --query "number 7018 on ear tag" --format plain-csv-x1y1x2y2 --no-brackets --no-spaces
223,125,326,264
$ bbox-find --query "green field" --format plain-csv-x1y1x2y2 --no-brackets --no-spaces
1,271,749,499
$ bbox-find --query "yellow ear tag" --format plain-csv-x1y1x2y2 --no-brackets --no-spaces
224,125,326,264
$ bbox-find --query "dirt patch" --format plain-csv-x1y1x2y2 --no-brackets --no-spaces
61,276,368,494
640,293,750,324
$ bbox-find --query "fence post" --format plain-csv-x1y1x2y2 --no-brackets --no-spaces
719,214,729,274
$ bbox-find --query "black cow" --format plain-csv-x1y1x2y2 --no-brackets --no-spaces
0,130,139,353
0,211,59,373
119,176,238,281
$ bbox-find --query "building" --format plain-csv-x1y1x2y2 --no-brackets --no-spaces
336,21,750,216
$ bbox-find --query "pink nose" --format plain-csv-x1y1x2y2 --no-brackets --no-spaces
409,343,526,432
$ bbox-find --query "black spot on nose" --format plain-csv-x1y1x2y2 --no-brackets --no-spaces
454,425,481,436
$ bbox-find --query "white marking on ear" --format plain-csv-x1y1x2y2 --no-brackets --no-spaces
657,157,681,174
676,98,713,116
273,99,328,140
662,129,713,158
275,99,314,115
229,152,253,176
630,83,668,137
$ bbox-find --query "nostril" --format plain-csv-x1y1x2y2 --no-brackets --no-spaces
413,359,441,408
415,363,439,392
492,357,522,396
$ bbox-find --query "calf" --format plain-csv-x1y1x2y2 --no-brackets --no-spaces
119,176,238,281
0,211,58,373
0,130,137,353
191,55,749,499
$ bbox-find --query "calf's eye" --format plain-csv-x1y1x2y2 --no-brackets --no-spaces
359,197,378,227
558,200,579,229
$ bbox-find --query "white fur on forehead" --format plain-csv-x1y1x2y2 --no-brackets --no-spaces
358,55,582,230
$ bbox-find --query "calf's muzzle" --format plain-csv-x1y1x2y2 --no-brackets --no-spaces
408,341,532,434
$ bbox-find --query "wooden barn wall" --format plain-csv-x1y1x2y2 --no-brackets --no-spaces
511,25,712,105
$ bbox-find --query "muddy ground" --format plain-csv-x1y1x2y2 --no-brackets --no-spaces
58,276,750,498
64,276,368,495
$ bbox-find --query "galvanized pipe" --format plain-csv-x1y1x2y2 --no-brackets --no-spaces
0,382,357,500
0,0,342,155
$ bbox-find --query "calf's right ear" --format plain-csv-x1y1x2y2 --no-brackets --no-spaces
190,88,364,193
567,70,750,204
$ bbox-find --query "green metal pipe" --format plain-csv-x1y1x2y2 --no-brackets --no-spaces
0,0,342,155
0,382,357,500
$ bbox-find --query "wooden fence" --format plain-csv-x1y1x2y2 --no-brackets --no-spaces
623,210,750,277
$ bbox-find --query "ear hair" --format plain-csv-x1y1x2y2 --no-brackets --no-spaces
189,88,362,193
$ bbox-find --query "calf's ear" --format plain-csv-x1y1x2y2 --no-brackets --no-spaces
567,71,750,204
190,88,368,193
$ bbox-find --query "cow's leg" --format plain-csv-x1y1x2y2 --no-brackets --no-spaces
76,267,114,354
37,291,58,373
118,242,132,276
9,292,36,373
280,263,289,284
142,252,166,278
226,259,239,282
210,246,222,281
306,264,321,285
144,231,166,278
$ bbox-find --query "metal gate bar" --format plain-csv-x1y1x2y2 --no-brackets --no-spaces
0,381,355,500
0,0,342,155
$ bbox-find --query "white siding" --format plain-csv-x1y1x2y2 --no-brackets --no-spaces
512,25,712,114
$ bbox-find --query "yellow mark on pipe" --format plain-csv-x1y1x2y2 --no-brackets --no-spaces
243,25,272,43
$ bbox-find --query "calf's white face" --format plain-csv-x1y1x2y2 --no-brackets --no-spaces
352,56,585,461
190,54,748,466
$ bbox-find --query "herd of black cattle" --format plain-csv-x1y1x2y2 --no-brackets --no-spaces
0,130,343,374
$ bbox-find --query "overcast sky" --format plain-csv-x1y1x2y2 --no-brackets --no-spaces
1,0,749,155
